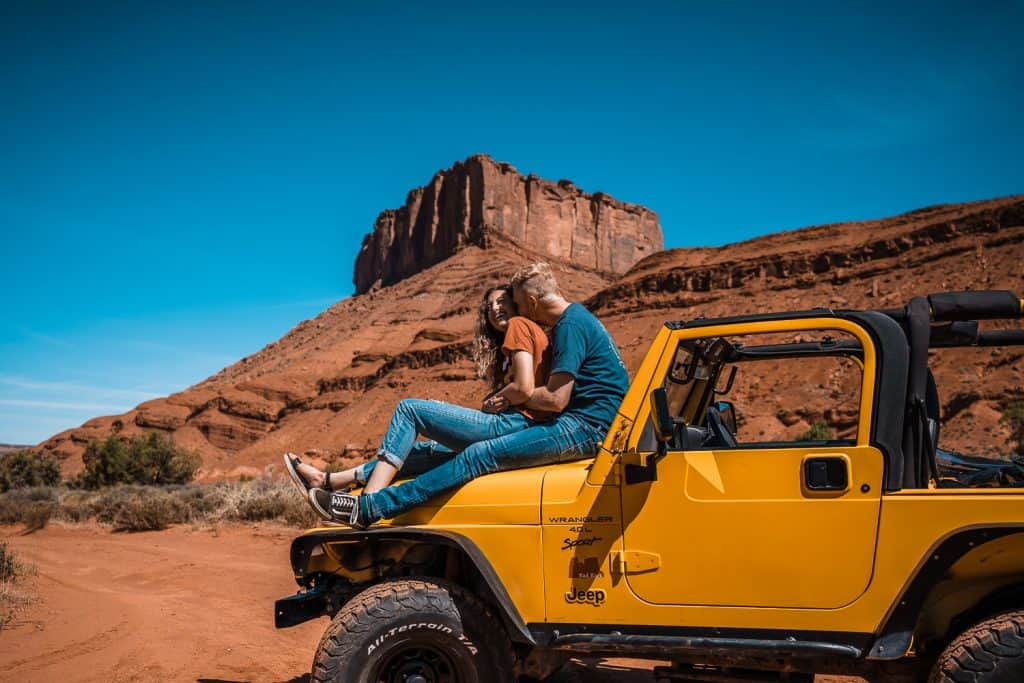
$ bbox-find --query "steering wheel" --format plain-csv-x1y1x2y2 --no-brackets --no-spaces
705,406,738,448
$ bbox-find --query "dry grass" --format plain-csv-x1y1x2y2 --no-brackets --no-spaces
0,541,37,630
0,479,321,533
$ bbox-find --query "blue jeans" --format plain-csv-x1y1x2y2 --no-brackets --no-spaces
354,440,457,485
355,399,532,485
361,399,604,522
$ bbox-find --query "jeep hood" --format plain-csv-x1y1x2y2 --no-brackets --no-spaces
383,464,550,526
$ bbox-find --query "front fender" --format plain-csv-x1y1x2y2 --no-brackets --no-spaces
286,527,535,644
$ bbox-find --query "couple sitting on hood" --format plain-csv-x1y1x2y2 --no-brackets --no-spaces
284,262,628,528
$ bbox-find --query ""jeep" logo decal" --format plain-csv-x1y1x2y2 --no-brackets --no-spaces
565,587,606,606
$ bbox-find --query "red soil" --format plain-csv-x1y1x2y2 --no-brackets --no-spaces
1,522,862,682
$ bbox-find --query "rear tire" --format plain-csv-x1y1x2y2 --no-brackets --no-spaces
929,610,1024,682
311,578,514,683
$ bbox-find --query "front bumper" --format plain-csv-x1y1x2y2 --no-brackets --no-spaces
274,584,327,628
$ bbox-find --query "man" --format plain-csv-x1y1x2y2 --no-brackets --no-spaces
311,262,628,528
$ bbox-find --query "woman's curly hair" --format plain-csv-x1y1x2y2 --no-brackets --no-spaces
472,286,515,392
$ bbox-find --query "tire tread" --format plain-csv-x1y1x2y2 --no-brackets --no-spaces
931,610,1024,683
310,577,513,683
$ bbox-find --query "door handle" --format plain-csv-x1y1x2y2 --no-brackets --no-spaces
803,456,849,492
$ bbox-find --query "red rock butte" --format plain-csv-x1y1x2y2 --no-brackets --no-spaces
354,154,663,293
36,155,1024,479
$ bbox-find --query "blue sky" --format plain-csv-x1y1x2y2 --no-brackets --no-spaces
1,1,1021,444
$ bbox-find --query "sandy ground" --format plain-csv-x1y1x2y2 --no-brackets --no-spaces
1,522,861,682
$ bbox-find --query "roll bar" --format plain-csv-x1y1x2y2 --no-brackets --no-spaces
879,290,1022,323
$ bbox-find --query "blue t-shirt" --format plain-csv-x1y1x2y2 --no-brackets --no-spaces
549,303,629,431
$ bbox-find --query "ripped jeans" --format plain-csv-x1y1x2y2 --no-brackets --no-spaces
357,399,604,522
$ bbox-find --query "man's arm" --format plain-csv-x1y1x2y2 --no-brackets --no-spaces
482,352,535,412
523,372,575,413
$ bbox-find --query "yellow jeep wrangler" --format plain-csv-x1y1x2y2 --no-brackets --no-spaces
276,290,1024,683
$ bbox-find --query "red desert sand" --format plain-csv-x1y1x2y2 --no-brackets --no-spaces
1,522,863,682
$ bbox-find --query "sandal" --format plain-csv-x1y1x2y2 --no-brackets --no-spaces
283,452,317,495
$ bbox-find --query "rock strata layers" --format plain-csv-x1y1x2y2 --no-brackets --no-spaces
353,155,663,293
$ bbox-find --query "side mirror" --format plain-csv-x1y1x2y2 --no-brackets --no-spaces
715,401,737,435
650,388,673,443
625,388,676,485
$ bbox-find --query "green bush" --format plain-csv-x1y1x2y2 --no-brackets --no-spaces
797,419,835,442
76,433,201,489
0,450,61,492
77,437,131,489
126,432,202,485
1002,401,1024,454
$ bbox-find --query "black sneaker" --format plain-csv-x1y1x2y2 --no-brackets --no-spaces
309,488,369,529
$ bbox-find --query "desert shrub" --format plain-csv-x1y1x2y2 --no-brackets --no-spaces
797,419,835,442
102,488,191,532
0,487,59,525
235,495,287,521
0,542,17,586
21,503,54,533
282,494,320,528
0,450,61,492
110,497,174,532
76,433,201,489
1003,401,1024,454
221,479,286,522
54,489,99,523
0,541,36,629
170,485,227,517
0,478,320,531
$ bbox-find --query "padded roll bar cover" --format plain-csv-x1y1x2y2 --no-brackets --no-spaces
928,290,1021,321
978,329,1024,346
929,321,979,347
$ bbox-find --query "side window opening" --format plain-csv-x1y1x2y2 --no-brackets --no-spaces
652,330,864,451
927,339,1023,462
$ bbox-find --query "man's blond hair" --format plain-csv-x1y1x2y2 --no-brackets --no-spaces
511,262,560,299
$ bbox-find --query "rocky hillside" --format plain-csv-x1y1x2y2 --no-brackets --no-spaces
38,159,1023,476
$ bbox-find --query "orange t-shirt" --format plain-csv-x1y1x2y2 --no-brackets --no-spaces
500,316,554,422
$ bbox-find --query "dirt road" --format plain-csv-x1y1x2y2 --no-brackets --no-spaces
1,522,860,682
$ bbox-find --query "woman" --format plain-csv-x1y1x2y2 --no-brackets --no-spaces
283,284,552,517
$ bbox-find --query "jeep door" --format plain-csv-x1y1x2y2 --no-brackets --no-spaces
618,319,885,609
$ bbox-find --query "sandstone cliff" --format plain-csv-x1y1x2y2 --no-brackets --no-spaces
353,155,662,293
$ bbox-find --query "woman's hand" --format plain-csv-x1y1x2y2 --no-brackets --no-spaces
482,395,511,413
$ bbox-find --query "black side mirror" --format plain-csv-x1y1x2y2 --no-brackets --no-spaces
650,387,673,443
715,400,737,435
625,388,676,484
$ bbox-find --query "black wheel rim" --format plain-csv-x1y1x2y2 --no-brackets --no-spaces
372,641,462,683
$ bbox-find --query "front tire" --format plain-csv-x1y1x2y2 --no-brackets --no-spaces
311,578,514,683
929,610,1024,682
